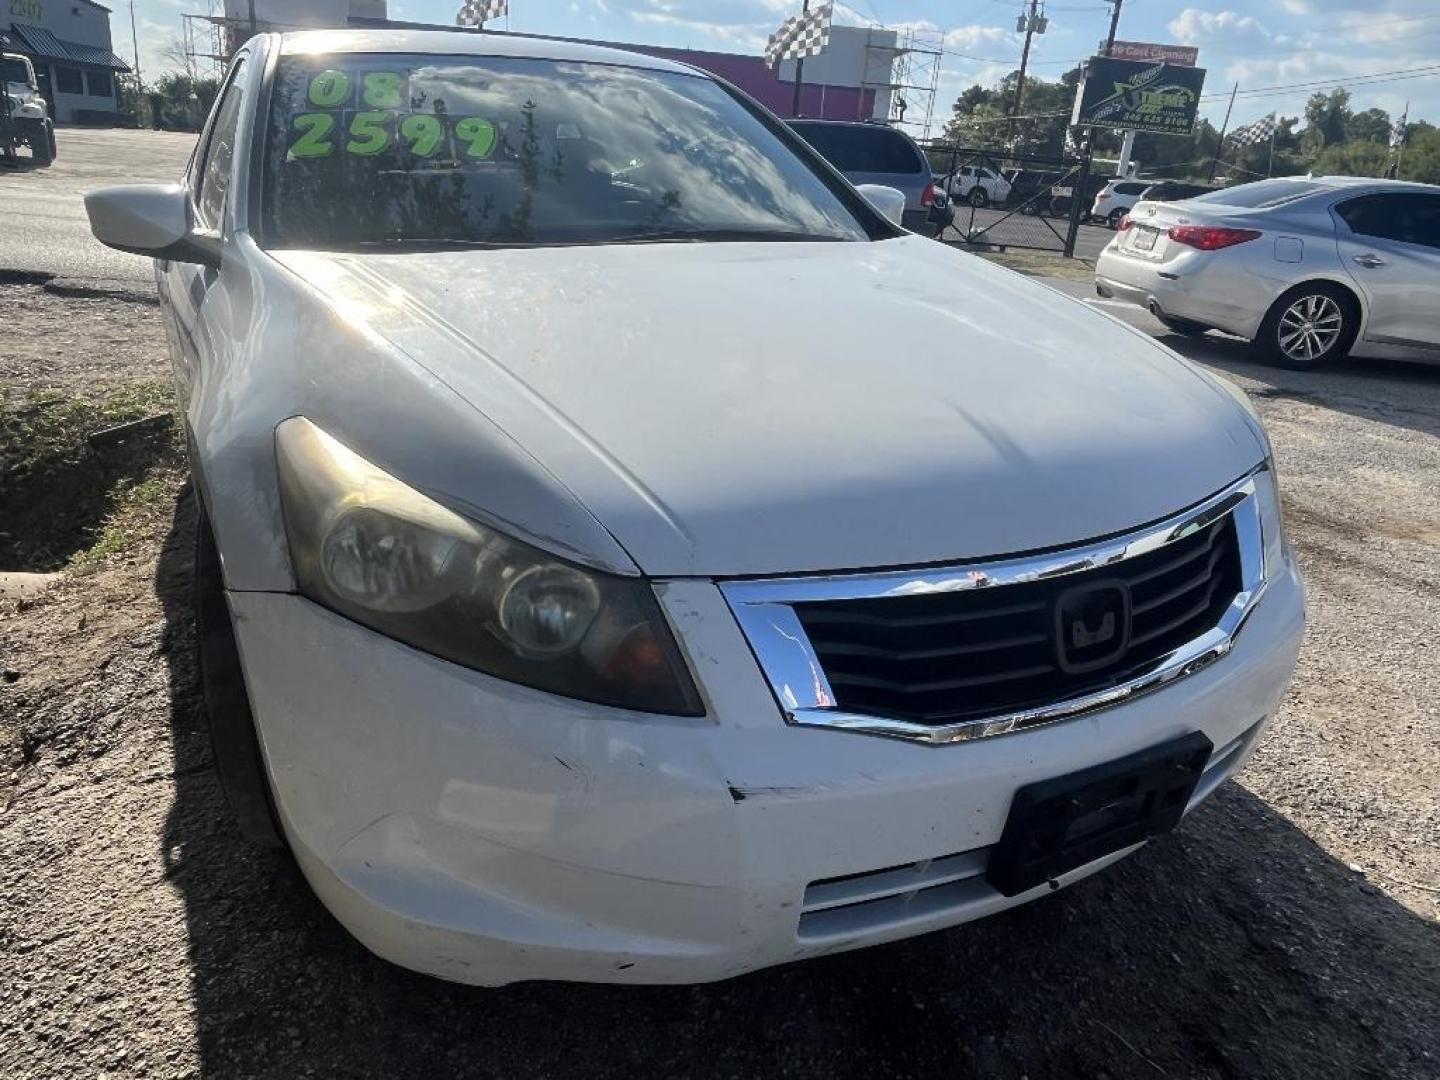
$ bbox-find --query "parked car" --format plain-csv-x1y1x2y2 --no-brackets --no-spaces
85,29,1303,987
1141,180,1219,204
1049,172,1111,220
1003,168,1067,214
1096,176,1440,368
788,118,951,234
1,50,55,166
943,162,1012,207
1092,178,1156,229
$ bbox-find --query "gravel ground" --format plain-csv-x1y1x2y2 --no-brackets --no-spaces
1,289,1437,1080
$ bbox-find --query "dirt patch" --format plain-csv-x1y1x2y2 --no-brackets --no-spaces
0,284,181,571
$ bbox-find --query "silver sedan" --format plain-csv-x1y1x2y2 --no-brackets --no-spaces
1095,176,1440,369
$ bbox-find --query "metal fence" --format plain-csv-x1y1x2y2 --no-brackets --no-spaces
920,145,1102,256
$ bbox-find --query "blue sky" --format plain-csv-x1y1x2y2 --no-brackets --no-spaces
123,0,1440,131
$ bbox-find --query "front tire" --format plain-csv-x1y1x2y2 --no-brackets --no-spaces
26,120,53,166
195,497,283,846
968,187,988,208
1107,208,1127,229
1257,283,1358,370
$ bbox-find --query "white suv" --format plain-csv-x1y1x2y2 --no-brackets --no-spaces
945,164,1012,207
1092,178,1156,228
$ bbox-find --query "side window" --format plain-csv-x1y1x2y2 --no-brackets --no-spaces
1338,193,1440,250
194,59,248,232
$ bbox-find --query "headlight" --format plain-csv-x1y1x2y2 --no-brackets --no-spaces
1253,458,1286,583
276,417,703,715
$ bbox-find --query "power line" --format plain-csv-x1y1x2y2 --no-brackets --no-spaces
1199,64,1440,101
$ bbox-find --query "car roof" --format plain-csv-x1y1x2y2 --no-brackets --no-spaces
277,28,697,77
1303,175,1440,194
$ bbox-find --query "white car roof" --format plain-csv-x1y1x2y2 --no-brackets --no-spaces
278,28,697,77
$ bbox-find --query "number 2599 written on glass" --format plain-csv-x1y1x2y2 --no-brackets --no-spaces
289,111,498,160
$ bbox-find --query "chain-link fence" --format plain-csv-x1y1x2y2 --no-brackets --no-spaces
921,145,1109,256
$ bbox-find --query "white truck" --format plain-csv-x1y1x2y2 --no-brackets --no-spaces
2,52,56,166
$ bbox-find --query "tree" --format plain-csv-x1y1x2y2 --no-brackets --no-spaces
149,73,220,131
1312,139,1391,178
1396,121,1440,184
941,66,1083,156
1345,107,1392,145
1302,89,1351,150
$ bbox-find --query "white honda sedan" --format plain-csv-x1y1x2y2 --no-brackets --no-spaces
85,29,1303,987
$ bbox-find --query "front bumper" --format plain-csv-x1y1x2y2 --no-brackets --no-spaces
229,556,1304,987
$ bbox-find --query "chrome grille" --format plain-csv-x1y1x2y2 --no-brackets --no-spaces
792,517,1241,726
721,472,1270,744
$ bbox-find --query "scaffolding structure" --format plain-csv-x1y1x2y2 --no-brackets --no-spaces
180,5,228,80
863,26,943,140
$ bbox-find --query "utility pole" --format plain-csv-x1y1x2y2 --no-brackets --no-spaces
1103,0,1123,55
791,0,809,117
1064,0,1122,257
128,1,141,88
1208,82,1237,183
1011,0,1041,121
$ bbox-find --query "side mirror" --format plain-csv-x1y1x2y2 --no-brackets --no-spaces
84,183,221,268
855,183,907,227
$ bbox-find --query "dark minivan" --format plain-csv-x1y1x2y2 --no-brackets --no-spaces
788,119,951,234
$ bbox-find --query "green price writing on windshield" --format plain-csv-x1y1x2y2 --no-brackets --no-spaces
399,113,444,157
362,71,405,108
286,110,500,161
307,70,350,107
346,111,392,155
454,117,497,159
290,112,336,158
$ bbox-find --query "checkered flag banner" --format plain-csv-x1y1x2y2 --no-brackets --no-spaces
1229,112,1277,147
765,4,833,68
456,0,506,27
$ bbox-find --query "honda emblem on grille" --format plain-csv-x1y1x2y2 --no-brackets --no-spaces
1054,580,1132,675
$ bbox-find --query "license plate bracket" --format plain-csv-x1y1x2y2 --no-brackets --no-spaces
1132,227,1158,251
986,731,1213,897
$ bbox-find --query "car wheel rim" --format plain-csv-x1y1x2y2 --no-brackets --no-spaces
1277,294,1343,362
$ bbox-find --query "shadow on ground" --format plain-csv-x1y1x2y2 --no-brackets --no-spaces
1160,329,1440,441
154,489,1439,1080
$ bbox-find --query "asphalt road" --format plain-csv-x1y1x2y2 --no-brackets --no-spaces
0,128,197,289
940,203,1117,262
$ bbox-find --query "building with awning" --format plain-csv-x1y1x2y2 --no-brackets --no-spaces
3,0,129,124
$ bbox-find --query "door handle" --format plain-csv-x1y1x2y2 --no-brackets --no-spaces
1352,253,1386,268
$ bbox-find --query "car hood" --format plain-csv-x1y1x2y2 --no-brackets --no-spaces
271,236,1264,577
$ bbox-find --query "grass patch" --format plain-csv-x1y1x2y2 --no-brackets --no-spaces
974,249,1097,282
0,379,185,572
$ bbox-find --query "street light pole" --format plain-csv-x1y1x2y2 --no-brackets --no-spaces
791,0,809,117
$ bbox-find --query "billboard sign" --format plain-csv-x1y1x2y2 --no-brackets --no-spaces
1101,40,1199,67
1071,57,1207,136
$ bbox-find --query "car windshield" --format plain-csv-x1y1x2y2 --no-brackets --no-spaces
3,57,33,85
260,53,874,250
1189,179,1330,208
787,122,922,175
